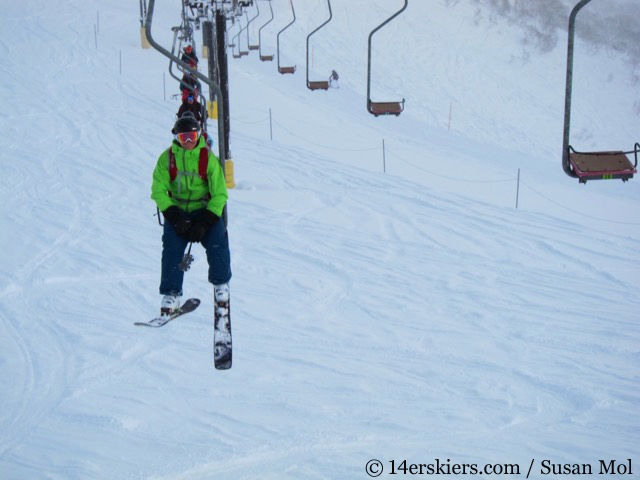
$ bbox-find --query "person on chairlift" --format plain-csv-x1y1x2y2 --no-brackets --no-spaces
177,91,205,128
151,114,231,320
179,71,201,98
181,43,198,68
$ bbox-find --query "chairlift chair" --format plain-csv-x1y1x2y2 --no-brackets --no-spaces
305,0,332,91
368,100,405,117
277,0,297,74
567,146,638,183
231,30,242,58
227,15,241,48
367,0,408,116
168,27,189,87
246,3,260,50
307,81,329,90
237,13,250,56
562,0,637,182
144,0,228,223
259,0,275,61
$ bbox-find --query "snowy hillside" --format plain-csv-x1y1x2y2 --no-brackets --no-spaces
0,0,639,479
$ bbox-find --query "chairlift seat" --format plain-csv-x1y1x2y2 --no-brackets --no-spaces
279,66,296,74
260,54,274,62
369,100,405,117
569,147,637,183
308,81,329,91
248,45,259,51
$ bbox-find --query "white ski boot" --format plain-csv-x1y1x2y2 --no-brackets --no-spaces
160,294,181,317
214,283,230,303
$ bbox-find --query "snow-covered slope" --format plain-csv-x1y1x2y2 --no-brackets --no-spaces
0,0,638,478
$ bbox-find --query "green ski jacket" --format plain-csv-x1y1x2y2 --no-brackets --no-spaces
151,137,228,216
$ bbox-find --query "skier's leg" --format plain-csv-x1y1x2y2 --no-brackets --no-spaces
159,221,190,296
202,219,232,286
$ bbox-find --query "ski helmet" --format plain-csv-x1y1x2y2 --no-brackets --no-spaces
172,113,200,134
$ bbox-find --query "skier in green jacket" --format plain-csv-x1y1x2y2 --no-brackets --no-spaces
151,113,231,318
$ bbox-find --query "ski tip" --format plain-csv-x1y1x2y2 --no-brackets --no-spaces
214,353,232,370
134,320,166,327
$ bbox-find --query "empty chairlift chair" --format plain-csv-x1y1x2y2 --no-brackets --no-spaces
277,0,297,74
567,146,638,182
561,0,637,182
247,2,260,51
305,0,332,91
231,29,242,58
227,20,237,48
367,0,408,116
229,15,245,58
259,0,275,61
239,13,250,56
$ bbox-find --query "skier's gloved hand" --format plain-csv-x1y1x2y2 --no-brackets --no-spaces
163,206,191,238
189,209,219,243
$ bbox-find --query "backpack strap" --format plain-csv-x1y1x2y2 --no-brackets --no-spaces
198,144,209,181
168,147,178,182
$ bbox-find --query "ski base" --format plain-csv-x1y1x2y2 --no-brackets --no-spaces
135,298,201,327
214,298,232,370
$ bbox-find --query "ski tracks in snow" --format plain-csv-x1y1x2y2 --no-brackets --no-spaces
1,0,639,477
229,126,640,471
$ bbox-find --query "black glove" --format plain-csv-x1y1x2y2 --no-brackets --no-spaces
189,209,219,243
163,206,191,238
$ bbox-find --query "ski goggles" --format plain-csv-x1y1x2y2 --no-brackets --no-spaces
176,131,198,144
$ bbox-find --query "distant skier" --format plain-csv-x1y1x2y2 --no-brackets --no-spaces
329,70,339,88
151,114,231,318
179,71,201,98
177,91,206,128
181,43,198,68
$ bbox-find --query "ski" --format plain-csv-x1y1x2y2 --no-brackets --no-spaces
213,296,232,370
135,298,201,327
